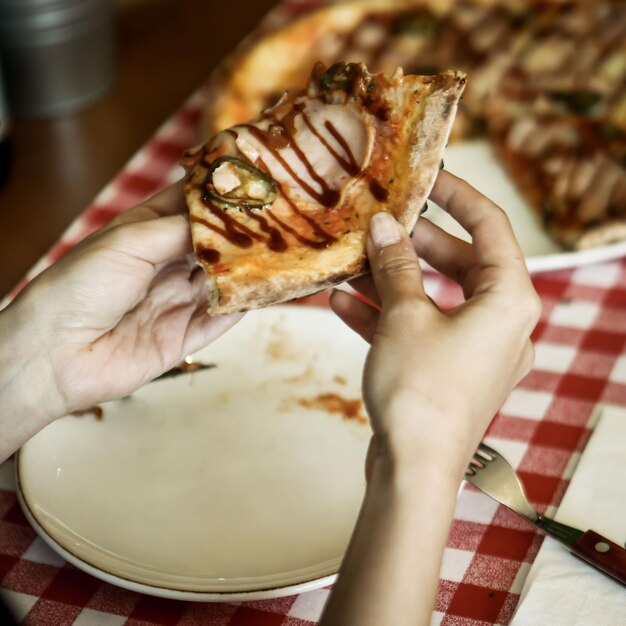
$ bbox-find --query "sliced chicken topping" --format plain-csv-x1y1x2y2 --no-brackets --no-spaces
233,97,373,207
520,37,575,74
577,157,625,222
205,156,278,209
508,117,580,157
212,160,242,195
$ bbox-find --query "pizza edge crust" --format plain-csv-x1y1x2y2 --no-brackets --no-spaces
201,0,442,139
492,131,626,251
574,221,626,250
197,73,465,315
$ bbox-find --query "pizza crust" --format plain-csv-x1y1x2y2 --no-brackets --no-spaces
575,222,626,251
202,0,448,139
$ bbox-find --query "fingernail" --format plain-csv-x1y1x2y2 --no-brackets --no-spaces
370,212,401,248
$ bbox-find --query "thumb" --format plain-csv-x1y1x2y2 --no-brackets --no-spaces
98,214,192,268
367,212,427,307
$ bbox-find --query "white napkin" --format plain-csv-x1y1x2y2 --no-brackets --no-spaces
510,405,626,625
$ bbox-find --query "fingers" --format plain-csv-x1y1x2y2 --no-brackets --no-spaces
143,180,187,216
413,218,474,287
105,181,187,228
346,276,381,309
103,214,193,268
430,171,525,269
183,311,245,356
352,214,475,302
367,212,428,309
329,289,379,343
87,182,192,270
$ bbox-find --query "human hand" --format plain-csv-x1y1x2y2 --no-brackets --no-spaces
330,171,541,479
4,183,242,427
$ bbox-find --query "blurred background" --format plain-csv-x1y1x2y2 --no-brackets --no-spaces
0,0,277,298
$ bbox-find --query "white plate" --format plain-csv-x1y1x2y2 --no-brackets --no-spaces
17,306,372,601
428,141,626,273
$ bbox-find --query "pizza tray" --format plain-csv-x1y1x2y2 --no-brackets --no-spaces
16,306,372,601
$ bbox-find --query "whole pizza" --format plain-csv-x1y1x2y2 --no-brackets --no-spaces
202,0,626,251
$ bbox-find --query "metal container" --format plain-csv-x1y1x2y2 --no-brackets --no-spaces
0,58,11,187
0,0,115,117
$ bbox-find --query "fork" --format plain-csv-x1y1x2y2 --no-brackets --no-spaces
465,443,626,587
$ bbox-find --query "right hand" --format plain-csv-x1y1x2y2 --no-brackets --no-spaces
330,171,541,479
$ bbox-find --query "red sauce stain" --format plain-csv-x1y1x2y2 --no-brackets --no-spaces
298,393,367,424
71,406,104,421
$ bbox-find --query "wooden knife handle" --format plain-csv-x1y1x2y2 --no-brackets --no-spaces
569,529,626,587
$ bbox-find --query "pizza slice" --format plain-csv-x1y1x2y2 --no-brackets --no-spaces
492,112,626,249
182,62,465,314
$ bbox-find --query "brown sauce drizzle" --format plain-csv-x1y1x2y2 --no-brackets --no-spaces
245,208,288,252
192,159,333,256
268,193,336,249
302,113,362,176
297,393,367,424
321,120,362,176
256,155,336,248
192,210,252,248
298,116,390,202
192,95,393,260
369,179,390,201
266,210,329,250
71,406,104,420
197,248,220,263
242,124,341,208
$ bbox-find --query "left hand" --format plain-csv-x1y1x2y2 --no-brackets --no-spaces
9,183,242,418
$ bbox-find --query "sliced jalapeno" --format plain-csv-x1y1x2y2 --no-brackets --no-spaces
390,10,439,37
206,156,277,209
549,90,602,115
600,123,620,141
320,62,356,92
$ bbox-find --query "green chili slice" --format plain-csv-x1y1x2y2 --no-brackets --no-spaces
320,62,361,92
390,11,439,37
549,90,602,115
206,156,277,209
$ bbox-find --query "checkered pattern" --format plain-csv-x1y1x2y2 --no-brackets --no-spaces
2,0,626,623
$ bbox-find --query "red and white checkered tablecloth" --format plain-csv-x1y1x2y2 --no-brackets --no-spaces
2,1,626,624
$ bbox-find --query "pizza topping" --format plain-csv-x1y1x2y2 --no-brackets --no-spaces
520,37,575,74
506,117,537,152
569,158,597,198
231,92,373,208
316,62,376,102
390,10,439,38
205,156,277,209
353,19,386,49
598,50,626,84
202,0,626,252
548,90,603,115
577,156,625,222
507,116,579,158
212,160,242,195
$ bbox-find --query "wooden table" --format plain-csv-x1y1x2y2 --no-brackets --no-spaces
0,0,277,299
